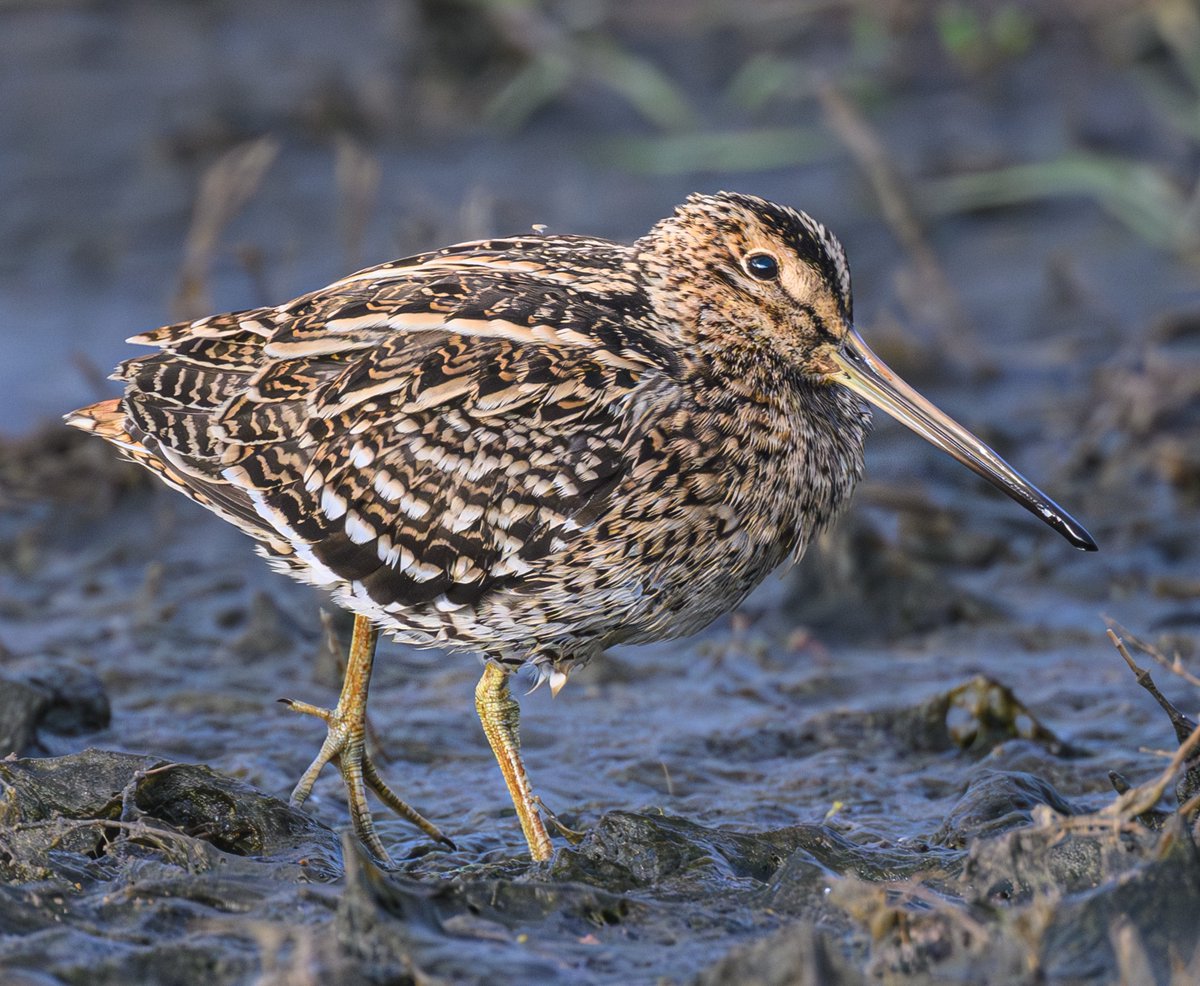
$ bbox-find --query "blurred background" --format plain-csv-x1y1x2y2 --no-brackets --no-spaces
3,0,1197,440
2,2,1200,982
5,0,1200,607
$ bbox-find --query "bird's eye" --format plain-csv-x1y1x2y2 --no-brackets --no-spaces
745,252,779,281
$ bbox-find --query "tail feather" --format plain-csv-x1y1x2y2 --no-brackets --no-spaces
64,399,141,449
65,397,185,484
64,396,295,557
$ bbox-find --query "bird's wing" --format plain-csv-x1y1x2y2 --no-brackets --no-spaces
109,238,681,609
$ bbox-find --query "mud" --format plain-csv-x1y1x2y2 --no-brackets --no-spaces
2,2,1200,984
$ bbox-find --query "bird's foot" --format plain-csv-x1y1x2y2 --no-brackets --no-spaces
281,695,455,865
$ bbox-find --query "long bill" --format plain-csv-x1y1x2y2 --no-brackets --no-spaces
828,328,1097,551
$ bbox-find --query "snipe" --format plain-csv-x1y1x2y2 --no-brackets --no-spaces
67,192,1096,863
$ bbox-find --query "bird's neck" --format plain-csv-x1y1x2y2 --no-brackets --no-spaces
689,320,874,547
661,315,804,409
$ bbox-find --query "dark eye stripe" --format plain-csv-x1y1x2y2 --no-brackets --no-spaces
797,304,838,343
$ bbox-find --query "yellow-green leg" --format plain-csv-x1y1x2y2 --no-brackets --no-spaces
474,662,554,861
282,613,454,863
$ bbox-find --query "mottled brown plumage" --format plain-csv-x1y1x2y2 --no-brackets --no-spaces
67,191,1095,862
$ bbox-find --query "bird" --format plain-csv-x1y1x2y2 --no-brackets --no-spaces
65,191,1097,864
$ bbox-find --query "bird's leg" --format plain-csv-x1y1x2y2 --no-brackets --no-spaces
282,613,453,862
474,662,554,861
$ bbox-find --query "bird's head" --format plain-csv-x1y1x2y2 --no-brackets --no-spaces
638,190,854,368
638,191,1097,551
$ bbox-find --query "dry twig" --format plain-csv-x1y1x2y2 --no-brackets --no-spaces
174,137,280,320
335,136,381,271
817,81,977,366
1105,617,1200,691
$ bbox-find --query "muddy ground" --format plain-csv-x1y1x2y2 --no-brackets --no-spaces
2,2,1200,984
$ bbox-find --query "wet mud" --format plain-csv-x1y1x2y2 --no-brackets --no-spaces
2,429,1198,983
3,2,1200,984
